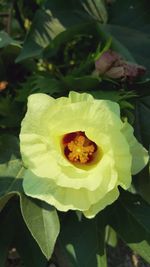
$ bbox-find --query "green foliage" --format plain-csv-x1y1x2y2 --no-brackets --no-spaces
0,31,20,48
16,73,64,101
108,0,150,29
133,96,150,204
108,190,150,263
0,135,60,262
21,196,60,259
58,212,107,267
106,0,150,76
105,226,117,248
135,96,150,150
0,0,150,266
16,0,107,61
0,96,23,127
0,201,48,267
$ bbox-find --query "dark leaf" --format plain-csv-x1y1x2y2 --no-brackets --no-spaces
63,75,100,91
0,202,16,267
133,96,150,204
0,135,60,260
57,212,107,267
108,191,150,263
21,196,60,259
0,31,20,48
108,0,150,30
16,0,107,62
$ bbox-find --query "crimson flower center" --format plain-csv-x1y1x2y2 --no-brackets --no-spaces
62,131,98,164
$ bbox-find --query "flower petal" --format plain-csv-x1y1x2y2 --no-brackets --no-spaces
83,186,119,218
23,164,117,212
20,91,149,218
122,121,149,175
69,91,94,103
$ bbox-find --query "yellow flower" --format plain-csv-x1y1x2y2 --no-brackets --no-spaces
20,92,148,218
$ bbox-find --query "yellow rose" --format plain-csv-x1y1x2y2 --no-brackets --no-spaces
20,92,148,218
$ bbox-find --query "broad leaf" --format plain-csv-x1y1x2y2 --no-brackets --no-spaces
103,0,150,76
0,135,60,260
0,31,20,48
16,0,107,62
43,22,100,60
63,75,100,91
108,0,150,30
134,96,150,150
0,202,16,267
14,203,48,267
21,195,60,259
1,200,48,267
0,135,24,200
108,191,150,263
45,0,108,25
133,96,150,203
58,212,107,267
16,9,65,62
102,24,150,76
97,25,136,62
0,196,50,267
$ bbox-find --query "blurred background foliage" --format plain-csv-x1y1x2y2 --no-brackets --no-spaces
0,1,150,267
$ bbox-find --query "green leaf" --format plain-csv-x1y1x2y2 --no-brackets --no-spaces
108,191,150,263
43,22,99,60
16,9,66,62
0,97,23,128
100,24,150,76
45,0,108,24
98,1,150,74
63,75,100,91
0,202,16,267
105,226,117,248
32,74,64,95
58,212,107,267
91,89,136,103
0,200,47,267
16,0,107,62
20,195,60,259
14,203,47,267
108,0,150,30
97,25,136,62
0,31,20,49
108,0,150,73
0,135,60,260
0,194,14,212
3,200,48,267
0,135,24,201
16,73,64,102
135,96,150,150
133,96,150,204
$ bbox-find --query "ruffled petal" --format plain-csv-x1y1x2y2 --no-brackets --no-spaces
122,121,149,175
21,124,118,191
86,128,132,189
83,186,119,218
69,91,94,103
21,93,54,135
20,91,149,218
23,164,117,212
